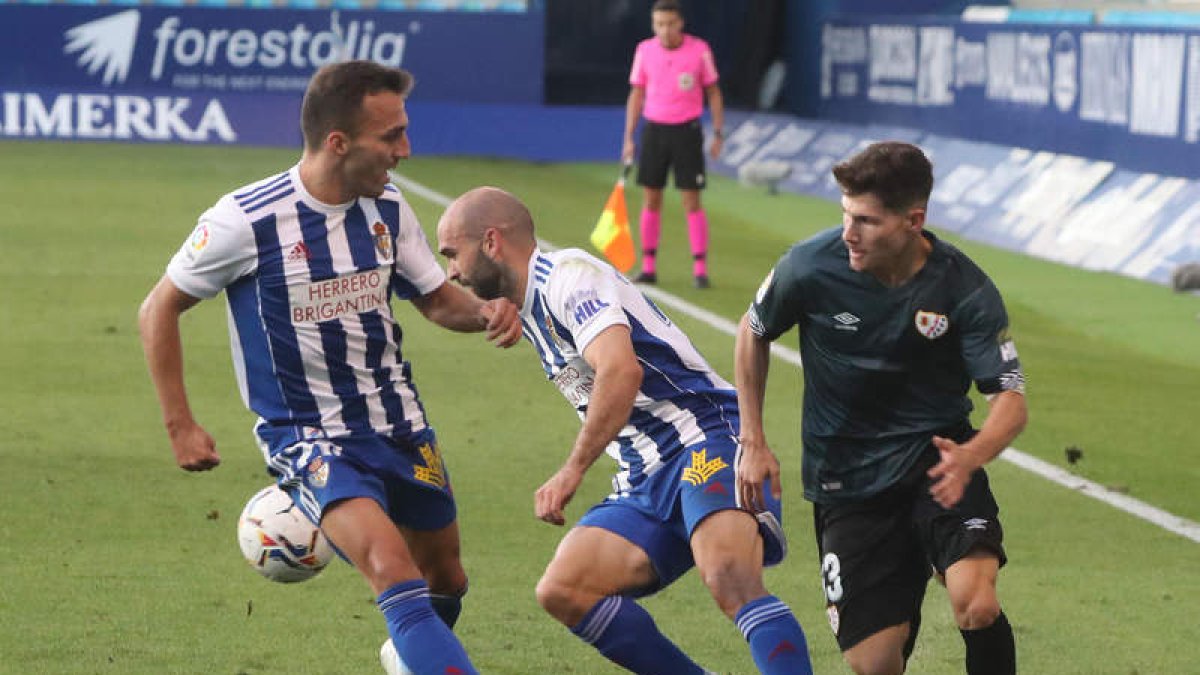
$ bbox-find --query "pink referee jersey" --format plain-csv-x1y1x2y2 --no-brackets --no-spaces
629,34,719,125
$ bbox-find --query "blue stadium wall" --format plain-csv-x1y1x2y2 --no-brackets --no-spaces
2,2,1196,284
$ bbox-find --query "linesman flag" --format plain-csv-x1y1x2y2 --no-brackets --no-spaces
589,164,636,273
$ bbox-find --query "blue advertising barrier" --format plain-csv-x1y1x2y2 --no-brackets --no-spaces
712,110,1200,287
0,5,543,145
816,16,1200,179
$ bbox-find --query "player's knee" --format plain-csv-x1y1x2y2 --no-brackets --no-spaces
425,569,467,598
697,556,764,618
534,573,586,624
952,595,1001,630
844,650,905,675
354,539,422,590
420,556,467,596
844,642,907,675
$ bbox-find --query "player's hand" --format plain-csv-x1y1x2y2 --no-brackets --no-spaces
709,136,724,160
535,465,585,526
621,139,635,165
927,435,979,509
481,298,522,348
736,438,781,513
169,421,220,472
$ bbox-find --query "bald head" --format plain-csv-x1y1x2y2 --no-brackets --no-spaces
436,186,538,305
438,186,536,247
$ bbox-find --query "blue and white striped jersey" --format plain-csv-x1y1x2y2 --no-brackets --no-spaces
166,165,445,451
520,248,739,491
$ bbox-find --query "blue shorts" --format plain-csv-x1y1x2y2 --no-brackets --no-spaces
577,435,786,597
263,428,457,533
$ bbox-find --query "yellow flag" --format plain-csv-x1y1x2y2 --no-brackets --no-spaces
590,178,636,273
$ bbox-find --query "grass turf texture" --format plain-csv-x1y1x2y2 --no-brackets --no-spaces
0,141,1196,674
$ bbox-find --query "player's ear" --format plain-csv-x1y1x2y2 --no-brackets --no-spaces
326,130,350,156
483,227,498,255
909,206,926,231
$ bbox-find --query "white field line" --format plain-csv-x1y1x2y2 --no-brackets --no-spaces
394,172,1200,544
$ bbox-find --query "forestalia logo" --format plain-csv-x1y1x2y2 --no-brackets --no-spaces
64,10,141,86
681,449,727,486
413,443,446,488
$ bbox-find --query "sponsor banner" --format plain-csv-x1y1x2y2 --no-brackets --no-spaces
0,5,542,104
0,86,625,159
0,87,298,145
711,110,1200,287
817,16,1200,179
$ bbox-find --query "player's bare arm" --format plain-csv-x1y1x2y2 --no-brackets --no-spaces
704,84,725,159
535,325,642,526
411,281,521,347
929,390,1028,508
138,276,220,471
733,313,782,512
622,87,646,163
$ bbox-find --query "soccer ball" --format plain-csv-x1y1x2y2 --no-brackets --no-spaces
380,638,413,675
237,484,333,583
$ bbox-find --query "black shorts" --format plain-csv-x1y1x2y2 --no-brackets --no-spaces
637,119,706,191
813,446,1007,653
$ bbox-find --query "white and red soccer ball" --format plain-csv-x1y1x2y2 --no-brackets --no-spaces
237,484,333,583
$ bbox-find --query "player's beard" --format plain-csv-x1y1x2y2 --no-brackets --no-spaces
467,251,509,301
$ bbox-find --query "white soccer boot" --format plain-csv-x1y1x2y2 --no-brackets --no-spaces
379,638,413,675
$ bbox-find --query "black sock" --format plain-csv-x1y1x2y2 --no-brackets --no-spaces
429,591,464,629
961,611,1015,675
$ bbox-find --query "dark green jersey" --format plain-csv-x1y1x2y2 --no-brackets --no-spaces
748,227,1025,504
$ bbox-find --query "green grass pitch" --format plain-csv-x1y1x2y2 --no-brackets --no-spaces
0,140,1196,674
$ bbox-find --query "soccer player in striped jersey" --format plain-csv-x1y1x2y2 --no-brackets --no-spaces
735,142,1025,675
435,187,812,675
138,61,520,675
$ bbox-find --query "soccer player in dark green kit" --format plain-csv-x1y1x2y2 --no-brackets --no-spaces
734,141,1025,675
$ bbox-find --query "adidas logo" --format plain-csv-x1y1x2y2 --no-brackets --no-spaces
63,10,140,86
287,242,312,262
768,639,798,661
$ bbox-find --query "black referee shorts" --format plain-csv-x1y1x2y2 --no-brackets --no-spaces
637,118,706,191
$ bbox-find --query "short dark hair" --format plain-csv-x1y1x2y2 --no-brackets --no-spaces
832,141,933,213
300,60,414,151
652,0,682,16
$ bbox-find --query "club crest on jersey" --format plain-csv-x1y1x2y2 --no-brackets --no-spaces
372,222,393,263
307,457,329,488
544,312,566,347
914,310,949,339
681,449,728,486
677,72,696,91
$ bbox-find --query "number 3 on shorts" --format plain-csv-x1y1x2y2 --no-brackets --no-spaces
821,552,844,603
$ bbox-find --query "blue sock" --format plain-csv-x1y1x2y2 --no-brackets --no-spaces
571,595,707,674
430,591,463,628
735,595,813,675
377,579,477,675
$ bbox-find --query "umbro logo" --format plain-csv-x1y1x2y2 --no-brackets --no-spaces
964,518,989,531
287,242,312,262
832,312,860,331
